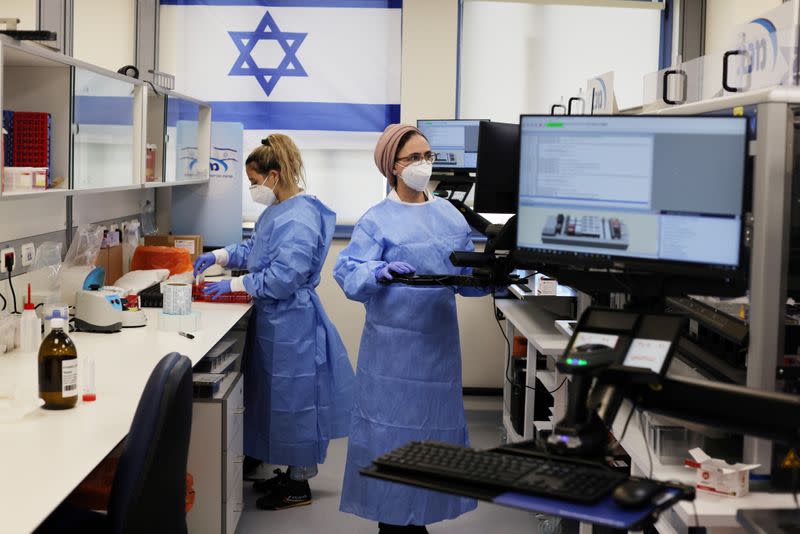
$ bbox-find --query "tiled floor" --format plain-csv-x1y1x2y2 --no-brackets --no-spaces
235,396,545,534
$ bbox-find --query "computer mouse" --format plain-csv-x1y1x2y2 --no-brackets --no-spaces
574,343,612,353
612,479,662,509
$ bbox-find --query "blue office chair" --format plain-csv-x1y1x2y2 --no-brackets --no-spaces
35,352,193,534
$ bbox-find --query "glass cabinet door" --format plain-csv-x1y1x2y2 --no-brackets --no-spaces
165,96,201,182
72,68,136,189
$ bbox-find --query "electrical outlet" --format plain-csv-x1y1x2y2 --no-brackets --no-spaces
21,243,35,267
0,247,15,273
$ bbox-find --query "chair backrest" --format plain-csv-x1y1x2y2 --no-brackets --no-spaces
107,352,193,534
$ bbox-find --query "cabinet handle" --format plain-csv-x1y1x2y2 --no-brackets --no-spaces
234,407,245,415
234,455,245,464
234,505,244,513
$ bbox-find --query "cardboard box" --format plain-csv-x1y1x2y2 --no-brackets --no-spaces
537,277,558,296
685,447,759,497
97,245,124,287
144,235,203,261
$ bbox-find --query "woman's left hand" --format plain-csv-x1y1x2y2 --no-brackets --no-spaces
203,280,233,300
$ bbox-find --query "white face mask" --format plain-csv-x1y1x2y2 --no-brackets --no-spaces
249,176,277,206
400,161,433,192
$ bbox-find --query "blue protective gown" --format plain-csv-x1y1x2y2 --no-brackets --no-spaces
335,194,485,525
225,194,354,467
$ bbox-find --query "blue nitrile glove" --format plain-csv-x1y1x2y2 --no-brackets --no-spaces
376,261,416,282
194,252,217,276
203,279,232,300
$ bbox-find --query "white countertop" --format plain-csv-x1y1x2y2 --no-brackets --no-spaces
495,299,568,356
0,302,251,534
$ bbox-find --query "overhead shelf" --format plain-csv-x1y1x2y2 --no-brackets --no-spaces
0,36,211,199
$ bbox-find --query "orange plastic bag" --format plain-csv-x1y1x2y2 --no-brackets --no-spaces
67,454,196,513
130,245,193,276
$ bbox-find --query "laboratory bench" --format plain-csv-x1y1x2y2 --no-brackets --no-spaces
0,301,251,534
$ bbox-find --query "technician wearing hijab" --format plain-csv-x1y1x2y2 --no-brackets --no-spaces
194,134,354,511
335,124,487,533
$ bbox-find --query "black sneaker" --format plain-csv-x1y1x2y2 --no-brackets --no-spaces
255,478,312,510
378,523,428,533
252,468,289,493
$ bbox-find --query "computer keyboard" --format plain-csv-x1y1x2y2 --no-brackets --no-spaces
374,441,626,503
383,274,493,287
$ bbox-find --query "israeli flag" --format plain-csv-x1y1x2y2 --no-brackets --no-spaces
159,0,402,132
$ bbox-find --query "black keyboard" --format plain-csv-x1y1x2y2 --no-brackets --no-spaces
374,441,626,503
383,274,490,287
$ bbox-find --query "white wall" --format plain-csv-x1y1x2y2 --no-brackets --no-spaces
705,0,784,54
400,0,458,123
0,197,66,243
459,2,661,118
73,0,136,72
2,0,36,30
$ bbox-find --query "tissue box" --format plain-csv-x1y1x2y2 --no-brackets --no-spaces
685,447,759,497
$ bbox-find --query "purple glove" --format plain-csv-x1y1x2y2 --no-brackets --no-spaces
194,252,217,276
203,279,232,300
376,261,416,282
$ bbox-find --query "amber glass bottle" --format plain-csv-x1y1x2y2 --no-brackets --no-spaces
38,313,78,410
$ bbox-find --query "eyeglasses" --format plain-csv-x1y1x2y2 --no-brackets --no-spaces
395,151,438,164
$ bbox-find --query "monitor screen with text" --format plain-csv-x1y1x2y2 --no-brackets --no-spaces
417,119,483,170
517,115,747,270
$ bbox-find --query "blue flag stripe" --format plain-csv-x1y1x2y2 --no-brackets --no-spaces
73,97,398,132
208,101,399,132
75,96,134,126
160,0,401,8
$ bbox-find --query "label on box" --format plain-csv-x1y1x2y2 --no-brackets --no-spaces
623,338,672,374
173,239,196,255
62,359,78,398
537,277,557,296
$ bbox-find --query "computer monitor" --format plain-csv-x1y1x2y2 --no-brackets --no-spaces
514,115,749,284
417,119,485,172
474,121,519,214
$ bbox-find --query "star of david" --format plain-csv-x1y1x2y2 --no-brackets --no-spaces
228,11,308,96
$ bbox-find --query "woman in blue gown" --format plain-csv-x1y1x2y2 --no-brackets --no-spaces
335,124,488,533
195,134,354,511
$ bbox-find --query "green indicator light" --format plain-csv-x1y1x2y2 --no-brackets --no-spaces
546,122,564,128
579,360,588,366
566,358,575,365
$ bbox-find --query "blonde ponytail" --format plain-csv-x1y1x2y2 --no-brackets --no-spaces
245,134,306,188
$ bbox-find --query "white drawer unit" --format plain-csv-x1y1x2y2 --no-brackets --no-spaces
187,371,245,534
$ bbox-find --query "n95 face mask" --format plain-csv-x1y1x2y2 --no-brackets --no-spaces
400,161,433,192
250,182,277,207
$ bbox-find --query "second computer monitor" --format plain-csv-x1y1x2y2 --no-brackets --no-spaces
475,121,519,213
515,115,748,277
417,119,484,172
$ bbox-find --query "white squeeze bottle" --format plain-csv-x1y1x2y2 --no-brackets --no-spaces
20,283,41,352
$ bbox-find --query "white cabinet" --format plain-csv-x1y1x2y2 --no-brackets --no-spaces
187,372,245,534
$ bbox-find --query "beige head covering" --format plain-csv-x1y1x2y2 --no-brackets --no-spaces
374,124,426,184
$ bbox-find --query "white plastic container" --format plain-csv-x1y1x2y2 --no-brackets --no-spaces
19,302,42,352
